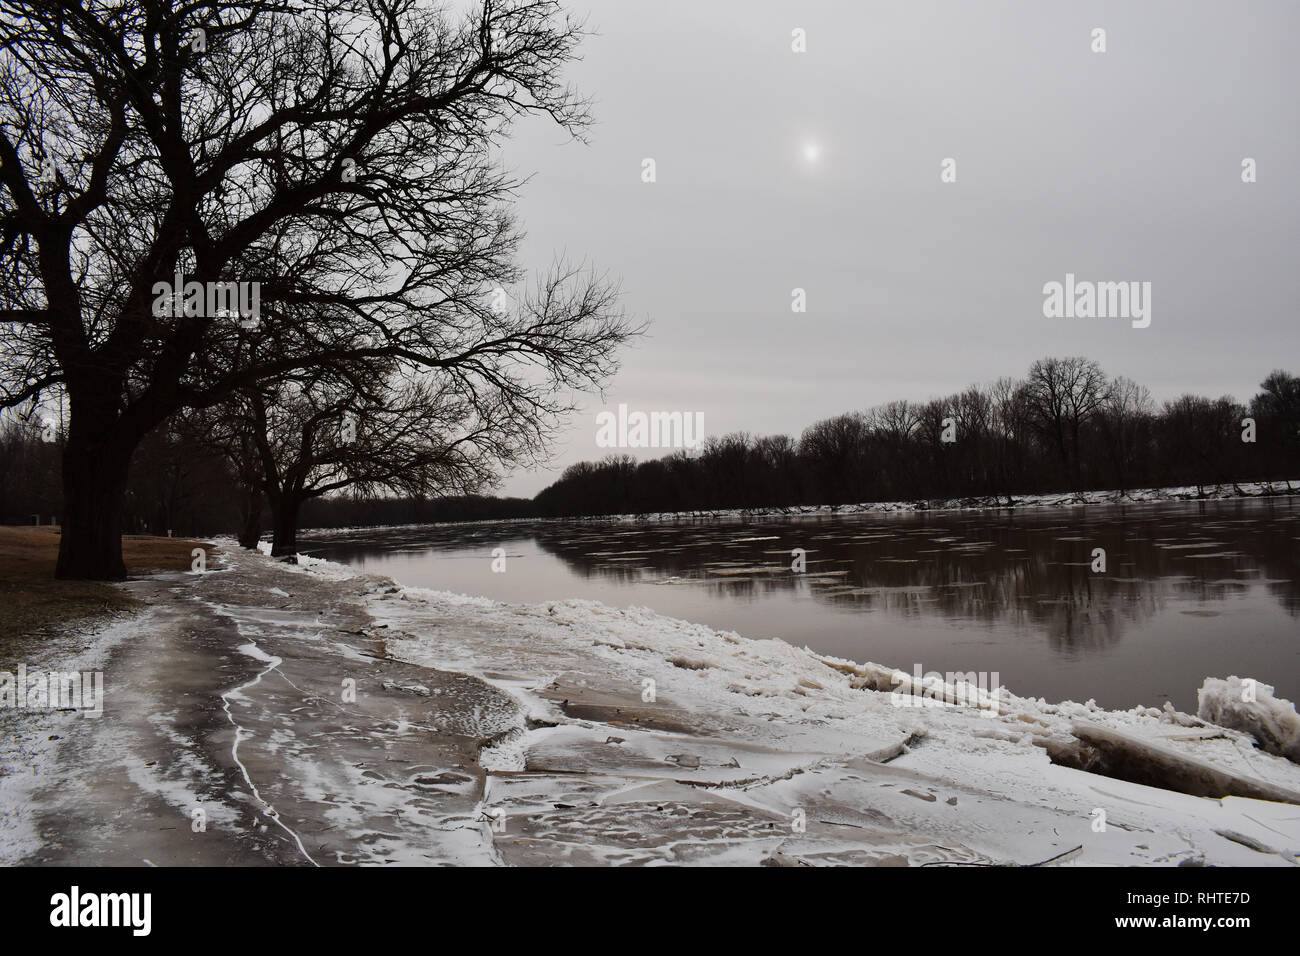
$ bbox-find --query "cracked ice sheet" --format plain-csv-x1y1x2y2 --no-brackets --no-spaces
279,552,1300,866
185,582,515,865
212,677,502,866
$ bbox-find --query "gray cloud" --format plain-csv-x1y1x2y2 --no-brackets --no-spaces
498,0,1300,495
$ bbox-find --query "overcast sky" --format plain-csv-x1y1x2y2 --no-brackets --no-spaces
496,0,1300,497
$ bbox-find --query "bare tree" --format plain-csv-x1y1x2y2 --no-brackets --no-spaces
227,365,530,554
1098,375,1154,494
987,377,1028,503
798,412,872,504
1160,395,1245,493
869,399,920,497
914,397,954,498
1249,370,1300,479
1021,357,1110,492
0,0,637,579
950,385,993,494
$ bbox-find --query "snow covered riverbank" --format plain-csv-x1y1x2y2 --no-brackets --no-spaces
299,479,1300,537
4,540,1298,866
288,545,1300,865
604,479,1300,523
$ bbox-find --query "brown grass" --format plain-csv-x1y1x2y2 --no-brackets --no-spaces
0,526,213,641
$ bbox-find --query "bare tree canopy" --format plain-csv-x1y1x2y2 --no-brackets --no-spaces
0,0,638,578
1020,356,1110,491
191,356,543,554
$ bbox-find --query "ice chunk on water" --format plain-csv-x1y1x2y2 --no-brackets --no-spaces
1198,677,1300,763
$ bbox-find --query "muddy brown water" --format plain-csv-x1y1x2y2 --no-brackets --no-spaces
300,497,1300,712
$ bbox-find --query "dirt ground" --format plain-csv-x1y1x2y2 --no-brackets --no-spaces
0,526,209,644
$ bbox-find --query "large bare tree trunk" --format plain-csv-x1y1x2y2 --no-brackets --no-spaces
237,486,263,550
269,494,302,557
56,432,132,580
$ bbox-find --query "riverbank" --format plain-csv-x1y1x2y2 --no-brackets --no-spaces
299,479,1300,538
3,540,1299,866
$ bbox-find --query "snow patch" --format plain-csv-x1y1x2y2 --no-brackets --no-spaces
1199,677,1300,763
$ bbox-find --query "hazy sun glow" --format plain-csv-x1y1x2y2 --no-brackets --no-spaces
803,142,821,162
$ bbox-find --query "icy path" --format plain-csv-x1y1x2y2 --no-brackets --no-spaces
1,547,516,865
220,642,320,866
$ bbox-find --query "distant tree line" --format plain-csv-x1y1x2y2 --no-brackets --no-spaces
4,358,1297,533
0,411,536,533
533,359,1300,517
299,494,538,529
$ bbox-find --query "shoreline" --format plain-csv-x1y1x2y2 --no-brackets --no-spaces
298,479,1300,539
3,539,1299,866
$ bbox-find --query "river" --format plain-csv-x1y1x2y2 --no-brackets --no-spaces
299,497,1300,711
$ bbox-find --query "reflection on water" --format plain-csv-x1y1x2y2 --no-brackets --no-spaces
301,498,1300,711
